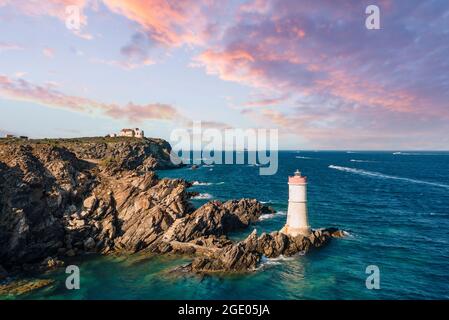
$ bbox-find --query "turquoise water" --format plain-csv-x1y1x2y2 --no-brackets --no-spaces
6,151,449,299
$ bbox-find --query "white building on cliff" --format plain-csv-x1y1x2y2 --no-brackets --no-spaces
107,128,144,138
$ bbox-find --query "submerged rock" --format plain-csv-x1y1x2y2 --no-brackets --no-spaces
0,278,54,296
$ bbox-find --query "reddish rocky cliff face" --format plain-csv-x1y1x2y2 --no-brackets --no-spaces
0,138,342,279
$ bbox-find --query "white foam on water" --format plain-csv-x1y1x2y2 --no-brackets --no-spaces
258,213,276,220
192,193,214,200
257,255,299,269
192,181,213,186
296,156,313,159
329,165,449,190
258,211,286,221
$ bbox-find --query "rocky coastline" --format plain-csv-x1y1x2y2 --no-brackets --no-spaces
0,137,343,295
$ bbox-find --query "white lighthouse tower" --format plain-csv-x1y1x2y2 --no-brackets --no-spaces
281,170,311,237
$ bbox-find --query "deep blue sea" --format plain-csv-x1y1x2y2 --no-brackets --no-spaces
7,151,449,300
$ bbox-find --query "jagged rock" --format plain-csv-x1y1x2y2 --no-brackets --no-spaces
163,199,274,243
0,145,87,268
0,140,193,269
83,195,98,212
190,230,261,272
189,228,343,273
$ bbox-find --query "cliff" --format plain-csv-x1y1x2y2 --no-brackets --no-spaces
0,138,342,285
0,136,180,171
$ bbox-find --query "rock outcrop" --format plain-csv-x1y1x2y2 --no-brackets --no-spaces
0,138,344,280
186,228,344,273
0,142,194,271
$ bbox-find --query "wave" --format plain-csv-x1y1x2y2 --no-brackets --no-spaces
257,255,299,269
258,213,276,220
296,156,313,159
258,211,287,221
192,193,213,200
328,165,449,189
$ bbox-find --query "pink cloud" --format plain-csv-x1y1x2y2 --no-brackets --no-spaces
0,74,232,130
102,0,220,47
42,47,55,58
0,74,185,123
188,0,449,149
243,94,289,108
90,57,154,70
0,42,24,52
0,0,88,21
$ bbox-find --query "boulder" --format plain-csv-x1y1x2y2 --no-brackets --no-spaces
83,237,96,251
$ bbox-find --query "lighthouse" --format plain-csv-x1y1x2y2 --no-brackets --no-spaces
281,170,311,237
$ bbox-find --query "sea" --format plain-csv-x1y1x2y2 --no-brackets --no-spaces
4,151,449,300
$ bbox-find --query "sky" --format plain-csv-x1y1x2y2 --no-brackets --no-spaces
0,0,448,150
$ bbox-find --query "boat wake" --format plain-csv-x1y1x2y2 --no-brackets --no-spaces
192,181,213,186
350,159,375,163
329,165,449,189
192,181,224,186
393,152,447,156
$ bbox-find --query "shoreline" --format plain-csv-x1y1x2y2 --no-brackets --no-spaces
0,137,343,297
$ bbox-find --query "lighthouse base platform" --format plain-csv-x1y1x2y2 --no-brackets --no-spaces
280,224,311,237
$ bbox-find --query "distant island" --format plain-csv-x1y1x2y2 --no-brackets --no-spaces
0,136,343,296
